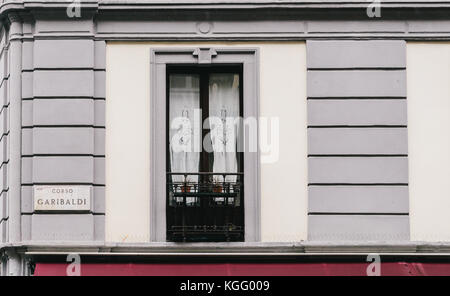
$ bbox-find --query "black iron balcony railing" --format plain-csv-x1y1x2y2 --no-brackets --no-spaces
166,172,244,242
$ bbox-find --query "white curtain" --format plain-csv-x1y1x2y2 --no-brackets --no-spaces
169,74,200,183
209,74,240,183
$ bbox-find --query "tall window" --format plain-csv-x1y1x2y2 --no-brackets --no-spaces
166,65,244,242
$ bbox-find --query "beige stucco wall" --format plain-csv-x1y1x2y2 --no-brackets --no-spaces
105,42,307,243
408,42,450,241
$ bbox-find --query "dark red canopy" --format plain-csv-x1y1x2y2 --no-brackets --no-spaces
34,262,450,276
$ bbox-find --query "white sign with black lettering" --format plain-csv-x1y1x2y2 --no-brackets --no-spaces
33,186,91,211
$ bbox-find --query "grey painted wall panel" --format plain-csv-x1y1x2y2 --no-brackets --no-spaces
0,221,5,243
0,108,6,134
308,157,408,184
94,71,105,98
22,100,32,126
94,128,105,156
0,48,8,81
21,71,33,98
307,40,406,68
31,157,94,184
21,157,32,184
94,157,105,185
307,21,406,33
0,135,8,161
0,54,5,80
408,20,450,33
94,41,106,70
0,163,7,191
0,84,5,106
308,128,408,155
309,186,409,213
33,70,94,97
306,40,409,241
93,186,105,214
0,192,4,220
214,20,306,33
22,41,33,71
32,99,94,125
308,99,407,126
308,215,410,241
94,100,105,126
21,129,32,155
21,215,31,241
94,214,104,241
31,214,94,241
4,192,7,221
307,70,406,97
21,186,32,214
34,19,94,34
97,20,198,34
34,39,94,69
31,127,94,155
0,82,6,105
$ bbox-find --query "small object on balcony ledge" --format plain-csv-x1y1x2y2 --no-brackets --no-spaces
181,185,191,193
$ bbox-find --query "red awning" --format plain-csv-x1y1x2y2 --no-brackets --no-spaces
34,262,450,276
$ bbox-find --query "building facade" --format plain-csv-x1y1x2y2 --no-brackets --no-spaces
1,0,450,276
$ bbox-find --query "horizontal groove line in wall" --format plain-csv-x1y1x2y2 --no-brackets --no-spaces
307,97,406,100
307,67,406,71
22,154,105,158
23,68,95,72
25,211,102,215
308,183,408,186
22,68,103,72
22,125,105,129
308,154,408,157
308,212,409,216
22,183,105,186
22,96,98,100
308,125,407,128
23,212,104,216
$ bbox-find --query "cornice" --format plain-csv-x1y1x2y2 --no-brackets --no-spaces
0,1,449,21
4,241,450,255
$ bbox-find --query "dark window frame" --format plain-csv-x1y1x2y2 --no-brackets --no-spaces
166,64,245,242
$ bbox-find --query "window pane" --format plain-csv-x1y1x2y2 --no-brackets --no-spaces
209,73,240,183
169,74,200,183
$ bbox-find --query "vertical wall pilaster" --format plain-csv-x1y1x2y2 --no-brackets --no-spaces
20,12,105,242
8,13,23,246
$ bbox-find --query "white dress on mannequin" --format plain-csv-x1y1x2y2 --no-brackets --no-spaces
209,74,240,184
169,75,200,184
